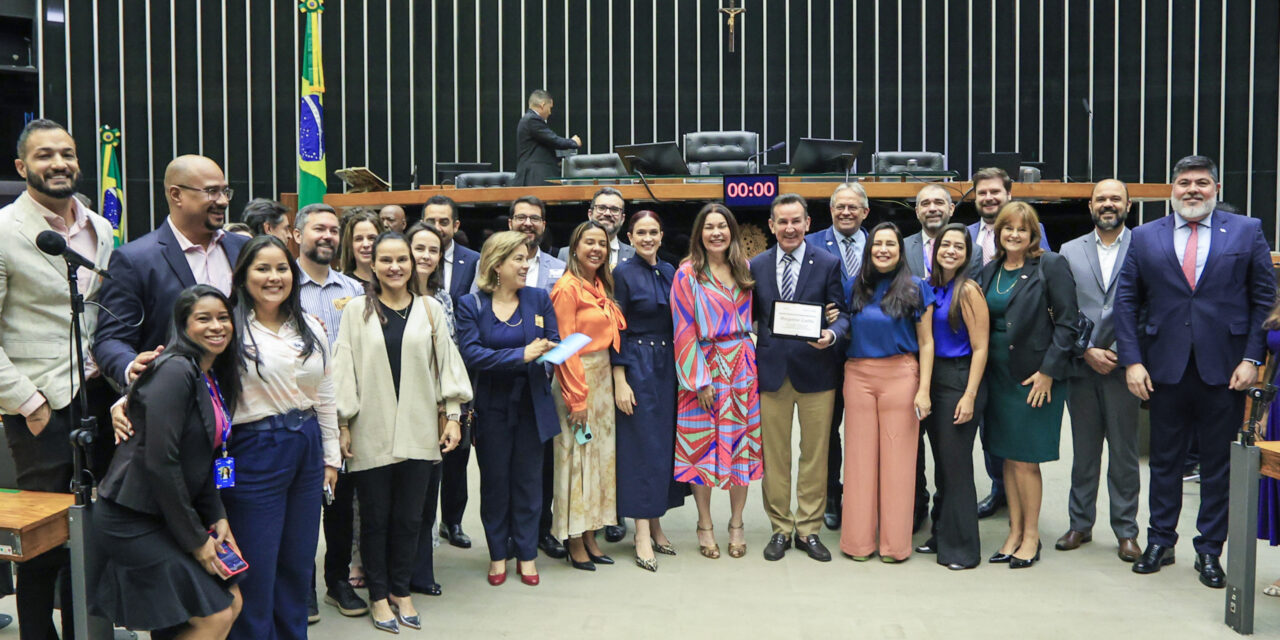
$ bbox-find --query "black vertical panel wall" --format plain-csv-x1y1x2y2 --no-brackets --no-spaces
40,0,1280,244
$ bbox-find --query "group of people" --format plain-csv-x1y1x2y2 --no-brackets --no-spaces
0,116,1274,640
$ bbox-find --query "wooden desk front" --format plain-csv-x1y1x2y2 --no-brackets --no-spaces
0,490,73,561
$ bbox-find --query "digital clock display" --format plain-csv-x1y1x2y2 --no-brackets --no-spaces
723,174,779,208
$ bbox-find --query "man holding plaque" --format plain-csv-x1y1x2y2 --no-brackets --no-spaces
750,193,849,562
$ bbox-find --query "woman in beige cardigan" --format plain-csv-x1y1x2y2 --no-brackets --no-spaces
334,232,473,634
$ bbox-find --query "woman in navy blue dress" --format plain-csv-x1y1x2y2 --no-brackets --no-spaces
612,211,687,571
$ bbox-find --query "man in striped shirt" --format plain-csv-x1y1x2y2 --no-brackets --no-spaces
293,202,368,621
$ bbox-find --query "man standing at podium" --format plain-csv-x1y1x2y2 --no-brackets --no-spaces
514,90,581,186
0,119,115,639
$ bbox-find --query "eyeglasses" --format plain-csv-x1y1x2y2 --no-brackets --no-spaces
512,214,544,224
591,204,624,215
176,184,234,200
833,204,865,212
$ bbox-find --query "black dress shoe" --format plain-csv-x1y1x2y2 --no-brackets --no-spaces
325,580,370,616
915,539,938,554
988,550,1013,564
823,495,841,530
567,555,596,571
604,523,626,543
408,582,442,596
538,533,568,559
763,533,791,561
1195,553,1225,588
794,534,832,562
976,490,1006,519
1132,544,1175,574
1009,542,1042,569
442,524,472,549
586,550,614,565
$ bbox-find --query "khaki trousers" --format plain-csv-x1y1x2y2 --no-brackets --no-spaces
760,378,835,537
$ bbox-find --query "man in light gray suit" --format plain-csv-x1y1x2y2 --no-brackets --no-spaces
557,187,635,268
1055,178,1142,563
0,119,114,636
903,184,955,279
507,196,566,292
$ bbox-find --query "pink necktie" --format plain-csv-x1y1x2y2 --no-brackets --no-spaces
1182,222,1199,289
981,225,996,265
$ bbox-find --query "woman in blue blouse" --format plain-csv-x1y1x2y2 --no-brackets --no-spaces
611,211,687,572
839,222,935,563
456,231,559,587
917,223,989,569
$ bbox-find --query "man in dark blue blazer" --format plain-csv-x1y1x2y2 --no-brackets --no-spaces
94,155,248,388
420,194,480,549
1114,156,1275,588
805,183,869,531
964,167,1050,520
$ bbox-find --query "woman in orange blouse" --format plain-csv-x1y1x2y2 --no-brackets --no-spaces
550,221,628,571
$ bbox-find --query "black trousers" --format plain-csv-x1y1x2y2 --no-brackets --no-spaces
3,400,83,640
353,460,432,602
321,472,357,588
539,441,555,536
922,357,983,567
411,463,442,590
826,371,846,496
475,390,544,562
438,442,470,528
1147,354,1243,556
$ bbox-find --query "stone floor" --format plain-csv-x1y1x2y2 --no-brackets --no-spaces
11,414,1280,639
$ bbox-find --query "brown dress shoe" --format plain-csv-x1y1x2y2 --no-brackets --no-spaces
1117,538,1141,562
1054,530,1092,551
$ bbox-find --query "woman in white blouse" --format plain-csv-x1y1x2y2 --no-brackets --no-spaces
221,235,342,640
334,231,473,633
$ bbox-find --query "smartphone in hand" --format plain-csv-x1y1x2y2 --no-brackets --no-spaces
208,530,249,577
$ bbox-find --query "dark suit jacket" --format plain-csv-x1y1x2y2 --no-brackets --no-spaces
749,242,850,393
514,110,579,186
97,355,227,552
904,231,930,279
805,226,868,305
1059,229,1131,354
978,252,1080,381
1113,210,1274,386
447,243,481,303
455,287,562,443
93,222,248,387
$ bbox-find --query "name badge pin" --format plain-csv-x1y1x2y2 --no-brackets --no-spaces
535,315,544,328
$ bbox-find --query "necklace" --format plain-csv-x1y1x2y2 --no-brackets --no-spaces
499,313,523,327
386,301,411,320
994,267,1020,295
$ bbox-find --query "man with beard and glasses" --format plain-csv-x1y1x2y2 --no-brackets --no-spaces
1116,156,1275,589
806,182,870,531
558,187,635,269
0,118,116,638
293,203,368,621
94,155,250,390
902,184,955,538
1055,179,1142,563
965,167,1050,520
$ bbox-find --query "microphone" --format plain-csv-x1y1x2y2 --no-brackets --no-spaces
749,141,786,160
36,230,111,279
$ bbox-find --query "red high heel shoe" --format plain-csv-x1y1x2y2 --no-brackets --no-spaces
487,571,507,586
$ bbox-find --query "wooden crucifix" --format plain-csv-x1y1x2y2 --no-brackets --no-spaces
719,1,745,53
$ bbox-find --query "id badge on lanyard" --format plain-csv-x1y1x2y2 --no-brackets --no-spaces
206,373,236,489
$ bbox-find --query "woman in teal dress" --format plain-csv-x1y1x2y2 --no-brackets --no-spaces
976,202,1080,570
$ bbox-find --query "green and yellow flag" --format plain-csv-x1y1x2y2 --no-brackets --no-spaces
298,0,326,206
99,126,124,246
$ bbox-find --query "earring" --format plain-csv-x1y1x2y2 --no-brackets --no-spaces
496,273,501,287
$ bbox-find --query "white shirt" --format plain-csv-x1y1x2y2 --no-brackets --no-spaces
1094,227,1128,289
443,242,455,292
234,312,341,468
166,217,233,295
526,248,542,287
774,242,806,294
609,237,621,269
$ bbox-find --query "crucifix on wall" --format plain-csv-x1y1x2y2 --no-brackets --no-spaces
719,1,745,53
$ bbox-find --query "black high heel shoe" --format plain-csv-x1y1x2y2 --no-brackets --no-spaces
988,549,1014,564
1009,541,1042,569
586,550,614,565
566,553,596,571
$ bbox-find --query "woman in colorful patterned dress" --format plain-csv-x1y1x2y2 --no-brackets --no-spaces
671,203,762,560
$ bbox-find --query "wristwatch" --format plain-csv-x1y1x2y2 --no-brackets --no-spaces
446,412,461,422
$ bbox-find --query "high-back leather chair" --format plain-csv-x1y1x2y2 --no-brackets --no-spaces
683,131,759,175
871,151,946,174
453,172,518,188
562,153,628,179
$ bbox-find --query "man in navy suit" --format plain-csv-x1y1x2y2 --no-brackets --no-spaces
1115,155,1275,588
94,155,249,388
508,196,566,292
964,166,1050,519
420,194,480,550
753,194,849,562
805,182,869,530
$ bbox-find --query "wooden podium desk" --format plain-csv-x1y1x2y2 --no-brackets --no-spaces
0,489,74,561
281,180,1174,210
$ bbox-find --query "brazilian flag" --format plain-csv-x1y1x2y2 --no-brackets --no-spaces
298,0,326,207
99,126,124,246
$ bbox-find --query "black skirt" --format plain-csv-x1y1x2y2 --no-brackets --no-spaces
90,499,237,631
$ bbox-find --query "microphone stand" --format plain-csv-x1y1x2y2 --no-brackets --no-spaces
61,260,117,639
1225,353,1278,633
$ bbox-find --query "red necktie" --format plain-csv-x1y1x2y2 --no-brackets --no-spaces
1182,222,1199,290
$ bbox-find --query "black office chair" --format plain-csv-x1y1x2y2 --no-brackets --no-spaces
683,131,759,175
